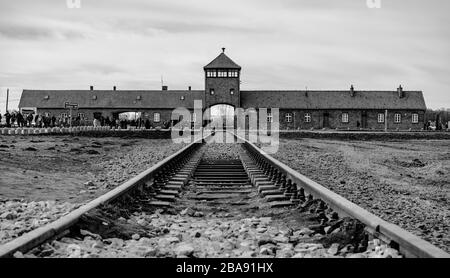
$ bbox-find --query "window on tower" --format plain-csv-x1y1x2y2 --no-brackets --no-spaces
206,70,217,77
228,70,238,77
210,89,215,95
218,70,227,77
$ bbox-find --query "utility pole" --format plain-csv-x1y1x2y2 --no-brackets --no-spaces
6,88,9,112
385,109,388,132
293,111,296,130
69,107,73,128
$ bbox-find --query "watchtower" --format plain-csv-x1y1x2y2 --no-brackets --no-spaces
204,48,241,108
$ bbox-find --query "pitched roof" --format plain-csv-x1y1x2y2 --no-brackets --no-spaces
19,90,427,111
19,90,204,109
204,53,241,69
240,90,427,110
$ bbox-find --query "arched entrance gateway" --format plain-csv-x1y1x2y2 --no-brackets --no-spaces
207,104,235,130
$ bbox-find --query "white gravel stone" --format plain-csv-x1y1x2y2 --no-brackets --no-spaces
174,243,195,256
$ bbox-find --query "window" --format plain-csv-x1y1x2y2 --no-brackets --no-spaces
228,70,238,77
218,70,227,77
77,113,85,119
267,113,273,123
210,89,215,95
304,113,311,123
230,89,235,95
92,95,97,100
153,113,161,122
61,113,68,118
412,113,419,123
285,113,292,123
206,70,217,77
180,96,185,100
378,113,385,123
394,113,401,123
341,113,349,123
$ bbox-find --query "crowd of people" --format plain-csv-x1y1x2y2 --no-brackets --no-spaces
0,111,86,128
424,120,449,131
0,111,171,130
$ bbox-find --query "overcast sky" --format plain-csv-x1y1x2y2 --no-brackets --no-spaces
0,0,449,111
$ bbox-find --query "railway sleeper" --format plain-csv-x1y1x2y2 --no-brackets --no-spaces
148,151,203,206
240,152,294,208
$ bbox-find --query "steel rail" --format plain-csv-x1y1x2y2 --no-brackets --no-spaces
0,137,205,258
236,133,449,258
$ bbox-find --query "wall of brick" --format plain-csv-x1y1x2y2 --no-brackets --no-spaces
205,76,240,108
275,109,424,130
35,108,180,127
35,107,424,131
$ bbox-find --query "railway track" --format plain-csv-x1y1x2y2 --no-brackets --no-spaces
0,132,448,258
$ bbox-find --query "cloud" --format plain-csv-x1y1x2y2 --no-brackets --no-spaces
0,20,86,40
0,0,448,109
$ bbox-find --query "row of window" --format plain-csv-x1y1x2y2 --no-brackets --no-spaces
266,113,312,123
266,113,419,124
206,70,239,78
56,112,420,124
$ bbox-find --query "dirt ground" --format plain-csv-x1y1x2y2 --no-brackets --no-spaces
0,136,185,203
0,135,448,255
0,136,185,245
272,138,450,252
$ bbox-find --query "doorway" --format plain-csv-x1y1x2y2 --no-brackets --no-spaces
361,111,368,129
323,112,330,128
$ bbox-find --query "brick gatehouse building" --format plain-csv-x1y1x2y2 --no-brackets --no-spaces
19,49,426,130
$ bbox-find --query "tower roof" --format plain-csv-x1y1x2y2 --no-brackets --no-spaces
204,50,241,70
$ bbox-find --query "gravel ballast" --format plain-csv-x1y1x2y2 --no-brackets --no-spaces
271,138,450,252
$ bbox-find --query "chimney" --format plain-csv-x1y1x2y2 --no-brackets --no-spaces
350,85,355,97
90,86,94,91
397,85,404,98
162,85,168,91
113,86,116,91
188,86,191,91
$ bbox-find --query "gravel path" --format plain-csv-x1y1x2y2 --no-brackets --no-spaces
271,138,450,252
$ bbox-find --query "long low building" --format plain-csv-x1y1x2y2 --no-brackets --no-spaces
19,49,427,130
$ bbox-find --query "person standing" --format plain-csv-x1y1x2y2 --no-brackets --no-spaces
5,111,11,127
17,112,24,127
27,113,33,127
